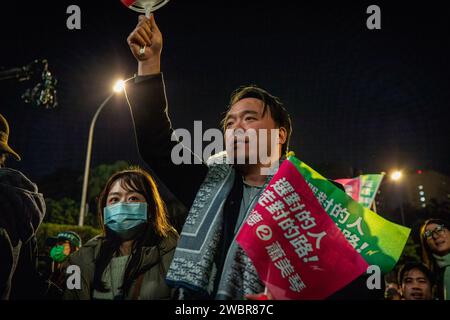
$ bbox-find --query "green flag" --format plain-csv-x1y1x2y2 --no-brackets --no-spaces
288,155,410,273
359,174,384,209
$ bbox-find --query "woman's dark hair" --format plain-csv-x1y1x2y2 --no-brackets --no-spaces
419,218,450,272
93,167,177,296
221,85,292,156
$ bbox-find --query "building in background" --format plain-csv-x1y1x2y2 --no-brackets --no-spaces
404,170,450,209
375,169,450,226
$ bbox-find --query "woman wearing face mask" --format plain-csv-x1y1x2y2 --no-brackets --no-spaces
420,219,450,300
63,168,178,300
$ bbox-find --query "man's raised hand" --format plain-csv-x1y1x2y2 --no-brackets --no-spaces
127,14,162,75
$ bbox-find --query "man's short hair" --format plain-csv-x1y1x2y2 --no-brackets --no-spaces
221,85,293,156
398,262,435,286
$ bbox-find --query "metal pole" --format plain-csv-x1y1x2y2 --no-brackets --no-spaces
78,93,114,226
371,199,377,213
400,202,406,226
399,180,406,225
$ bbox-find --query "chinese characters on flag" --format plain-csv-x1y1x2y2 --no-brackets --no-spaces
236,160,369,300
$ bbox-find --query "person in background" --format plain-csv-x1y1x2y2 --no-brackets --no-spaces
63,168,178,300
420,219,450,300
384,271,401,300
0,113,46,299
398,262,434,300
44,231,82,298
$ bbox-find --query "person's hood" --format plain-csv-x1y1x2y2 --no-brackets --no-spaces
0,168,46,245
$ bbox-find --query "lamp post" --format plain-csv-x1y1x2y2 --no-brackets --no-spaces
78,79,129,226
390,170,405,225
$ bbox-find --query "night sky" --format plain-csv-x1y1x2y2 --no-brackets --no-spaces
1,0,449,191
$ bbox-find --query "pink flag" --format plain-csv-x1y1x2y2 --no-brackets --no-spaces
236,160,368,300
335,177,361,202
121,0,136,7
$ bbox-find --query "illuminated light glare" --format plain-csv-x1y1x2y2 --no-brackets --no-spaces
390,171,402,181
113,80,125,93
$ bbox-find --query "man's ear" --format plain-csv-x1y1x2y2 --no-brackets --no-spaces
278,127,287,145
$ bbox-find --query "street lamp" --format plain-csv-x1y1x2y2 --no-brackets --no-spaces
390,170,402,182
113,80,126,93
389,170,405,225
78,77,133,226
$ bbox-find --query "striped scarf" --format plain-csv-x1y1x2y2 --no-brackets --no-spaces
166,154,266,299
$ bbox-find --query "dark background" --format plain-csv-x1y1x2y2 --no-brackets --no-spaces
1,0,449,199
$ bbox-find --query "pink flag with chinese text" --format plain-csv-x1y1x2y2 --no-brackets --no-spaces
335,178,361,202
236,160,369,300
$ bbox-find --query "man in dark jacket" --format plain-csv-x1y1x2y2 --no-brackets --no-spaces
125,15,383,300
0,113,46,299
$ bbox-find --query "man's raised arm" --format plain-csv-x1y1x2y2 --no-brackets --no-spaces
126,14,207,209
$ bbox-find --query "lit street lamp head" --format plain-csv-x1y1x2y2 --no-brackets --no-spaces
390,171,402,182
113,80,125,93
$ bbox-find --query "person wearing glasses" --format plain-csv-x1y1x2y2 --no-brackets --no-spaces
420,219,450,300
